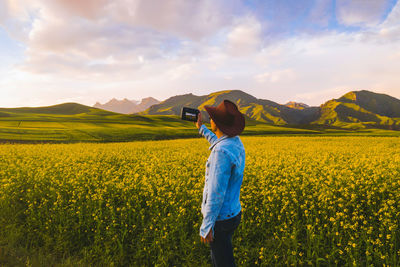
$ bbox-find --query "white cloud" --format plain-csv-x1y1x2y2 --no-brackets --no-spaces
294,87,351,103
336,0,389,27
373,0,400,42
255,69,296,83
0,1,8,23
0,0,246,80
166,63,195,81
226,16,262,56
381,0,400,27
109,0,239,41
36,0,240,41
0,0,37,42
1,0,400,108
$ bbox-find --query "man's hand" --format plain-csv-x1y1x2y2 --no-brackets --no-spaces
200,228,213,244
195,111,203,129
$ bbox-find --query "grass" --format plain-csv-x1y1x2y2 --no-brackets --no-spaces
0,104,399,143
0,111,322,143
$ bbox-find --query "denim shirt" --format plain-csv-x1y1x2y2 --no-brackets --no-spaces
198,124,245,238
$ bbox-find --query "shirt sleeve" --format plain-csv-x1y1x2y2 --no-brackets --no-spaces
200,148,232,238
199,124,217,145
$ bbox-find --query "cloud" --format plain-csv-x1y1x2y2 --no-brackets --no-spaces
381,0,400,27
43,0,108,19
344,1,400,44
0,0,246,80
109,0,241,41
1,0,400,108
373,0,400,42
294,87,350,103
0,0,38,42
38,0,242,40
226,16,262,56
336,0,390,27
255,69,296,83
308,0,333,26
0,1,9,23
165,63,196,81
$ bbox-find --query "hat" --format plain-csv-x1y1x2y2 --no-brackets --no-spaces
204,100,245,137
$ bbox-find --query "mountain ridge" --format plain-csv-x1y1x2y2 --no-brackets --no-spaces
2,90,399,131
139,89,400,130
139,89,320,125
94,97,160,114
314,90,400,130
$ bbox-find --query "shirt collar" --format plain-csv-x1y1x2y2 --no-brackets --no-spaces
209,134,229,150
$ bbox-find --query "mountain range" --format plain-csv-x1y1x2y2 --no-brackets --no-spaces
139,90,400,130
94,97,160,114
1,89,399,143
2,89,400,132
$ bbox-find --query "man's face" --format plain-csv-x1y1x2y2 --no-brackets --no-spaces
210,118,217,133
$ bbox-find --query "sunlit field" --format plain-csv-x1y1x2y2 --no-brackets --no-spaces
1,136,400,266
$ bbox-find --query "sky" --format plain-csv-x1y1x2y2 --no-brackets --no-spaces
0,0,400,108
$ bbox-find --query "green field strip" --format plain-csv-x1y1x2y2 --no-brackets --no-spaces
0,121,21,128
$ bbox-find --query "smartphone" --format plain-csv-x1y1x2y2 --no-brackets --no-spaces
181,107,200,122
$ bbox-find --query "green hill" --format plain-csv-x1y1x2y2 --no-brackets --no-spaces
339,90,400,117
141,89,400,131
1,90,400,143
0,103,105,115
314,90,400,130
0,102,317,143
140,89,320,125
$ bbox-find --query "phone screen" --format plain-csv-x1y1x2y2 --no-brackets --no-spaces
181,107,200,122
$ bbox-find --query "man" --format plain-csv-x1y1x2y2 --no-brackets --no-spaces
195,99,246,267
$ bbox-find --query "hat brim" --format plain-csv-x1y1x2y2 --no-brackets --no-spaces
204,105,245,137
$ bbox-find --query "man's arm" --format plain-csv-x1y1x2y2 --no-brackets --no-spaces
200,148,232,238
199,125,217,145
195,111,217,145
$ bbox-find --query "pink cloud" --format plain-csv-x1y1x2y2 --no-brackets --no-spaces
42,0,108,19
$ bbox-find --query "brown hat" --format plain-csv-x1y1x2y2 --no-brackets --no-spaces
204,100,245,137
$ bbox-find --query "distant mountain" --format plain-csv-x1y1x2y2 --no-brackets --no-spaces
137,97,160,111
94,97,160,114
140,89,400,130
314,90,400,130
140,90,320,125
285,101,309,109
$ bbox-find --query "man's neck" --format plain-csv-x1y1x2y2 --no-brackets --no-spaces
215,129,225,139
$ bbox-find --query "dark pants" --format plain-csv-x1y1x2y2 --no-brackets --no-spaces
210,210,242,267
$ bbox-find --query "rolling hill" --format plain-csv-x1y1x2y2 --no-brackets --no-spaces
314,90,400,130
1,90,400,143
0,102,99,115
139,90,320,125
140,89,400,130
0,102,317,143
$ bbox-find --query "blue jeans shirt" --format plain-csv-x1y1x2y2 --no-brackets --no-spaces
199,124,245,238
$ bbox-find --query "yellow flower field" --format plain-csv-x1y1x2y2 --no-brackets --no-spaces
0,136,399,266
